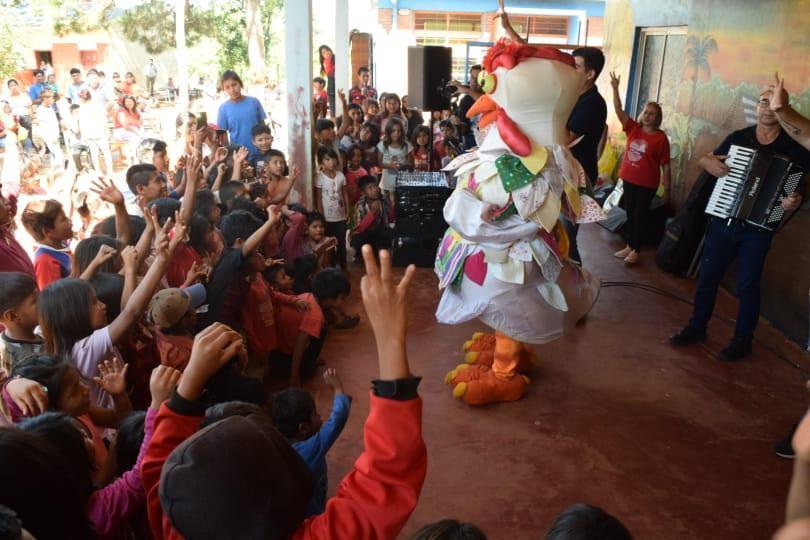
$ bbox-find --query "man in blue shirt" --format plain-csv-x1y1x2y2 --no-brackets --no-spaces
216,71,268,156
28,70,46,105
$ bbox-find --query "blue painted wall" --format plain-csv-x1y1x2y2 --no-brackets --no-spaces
377,0,606,16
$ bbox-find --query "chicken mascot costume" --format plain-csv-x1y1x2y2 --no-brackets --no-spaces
435,40,604,406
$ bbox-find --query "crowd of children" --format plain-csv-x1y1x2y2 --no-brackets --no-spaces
7,55,804,538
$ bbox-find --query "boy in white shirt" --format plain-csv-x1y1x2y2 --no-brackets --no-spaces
314,145,350,270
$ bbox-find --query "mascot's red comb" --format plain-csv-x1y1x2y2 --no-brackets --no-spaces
483,39,575,72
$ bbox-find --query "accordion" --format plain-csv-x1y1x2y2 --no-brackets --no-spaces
705,144,806,231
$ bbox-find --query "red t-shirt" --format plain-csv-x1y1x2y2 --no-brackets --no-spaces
618,118,670,189
166,242,203,288
345,166,368,206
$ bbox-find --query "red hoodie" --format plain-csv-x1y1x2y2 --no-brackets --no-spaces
142,392,426,539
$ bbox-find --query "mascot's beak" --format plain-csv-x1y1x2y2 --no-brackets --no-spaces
467,94,531,157
467,94,498,129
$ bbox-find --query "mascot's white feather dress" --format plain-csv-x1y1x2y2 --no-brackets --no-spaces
435,40,603,405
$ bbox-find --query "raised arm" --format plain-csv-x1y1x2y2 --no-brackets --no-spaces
336,90,350,139
241,205,281,257
771,73,810,151
179,154,202,225
298,248,424,538
609,72,630,126
90,177,131,247
496,0,526,44
107,208,173,345
267,165,301,205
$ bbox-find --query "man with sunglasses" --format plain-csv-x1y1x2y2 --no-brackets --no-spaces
669,86,807,361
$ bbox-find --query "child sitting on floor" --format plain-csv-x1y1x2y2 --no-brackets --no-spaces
20,199,74,289
139,247,425,539
263,262,326,383
0,272,44,375
272,368,351,517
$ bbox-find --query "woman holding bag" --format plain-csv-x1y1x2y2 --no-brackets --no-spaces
609,71,671,264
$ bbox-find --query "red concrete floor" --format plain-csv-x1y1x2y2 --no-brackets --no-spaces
309,224,809,539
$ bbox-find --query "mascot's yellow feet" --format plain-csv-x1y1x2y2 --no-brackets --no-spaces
444,364,471,385
451,366,529,405
462,333,497,353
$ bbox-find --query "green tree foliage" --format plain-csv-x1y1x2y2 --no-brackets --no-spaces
210,0,284,76
0,19,26,79
118,0,217,55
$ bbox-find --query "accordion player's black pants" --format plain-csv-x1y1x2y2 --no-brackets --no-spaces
688,219,773,340
621,180,657,252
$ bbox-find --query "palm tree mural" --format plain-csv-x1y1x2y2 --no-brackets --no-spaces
679,34,718,199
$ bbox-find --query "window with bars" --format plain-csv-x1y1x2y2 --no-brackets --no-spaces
507,15,569,40
414,12,482,32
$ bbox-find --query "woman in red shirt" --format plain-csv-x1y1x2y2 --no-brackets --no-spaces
113,95,143,163
609,71,671,264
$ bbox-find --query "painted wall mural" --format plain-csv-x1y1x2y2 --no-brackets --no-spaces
604,0,810,345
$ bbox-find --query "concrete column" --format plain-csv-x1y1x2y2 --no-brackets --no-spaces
284,0,313,208
335,0,350,117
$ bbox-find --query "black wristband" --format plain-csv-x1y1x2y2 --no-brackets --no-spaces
167,389,208,417
371,376,422,401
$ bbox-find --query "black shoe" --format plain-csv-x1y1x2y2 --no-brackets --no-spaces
774,425,798,459
669,326,707,346
720,338,752,362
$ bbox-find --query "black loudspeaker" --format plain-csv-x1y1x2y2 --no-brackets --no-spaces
598,196,669,244
408,46,452,111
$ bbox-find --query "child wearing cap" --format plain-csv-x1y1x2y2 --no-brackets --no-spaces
148,284,265,406
148,284,207,371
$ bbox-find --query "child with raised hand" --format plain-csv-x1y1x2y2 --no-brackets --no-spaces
20,199,74,289
6,354,133,486
37,207,182,409
141,247,424,539
17,364,180,539
257,149,301,206
377,117,412,205
272,368,352,517
315,146,349,270
0,272,44,375
283,211,338,270
199,205,281,331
